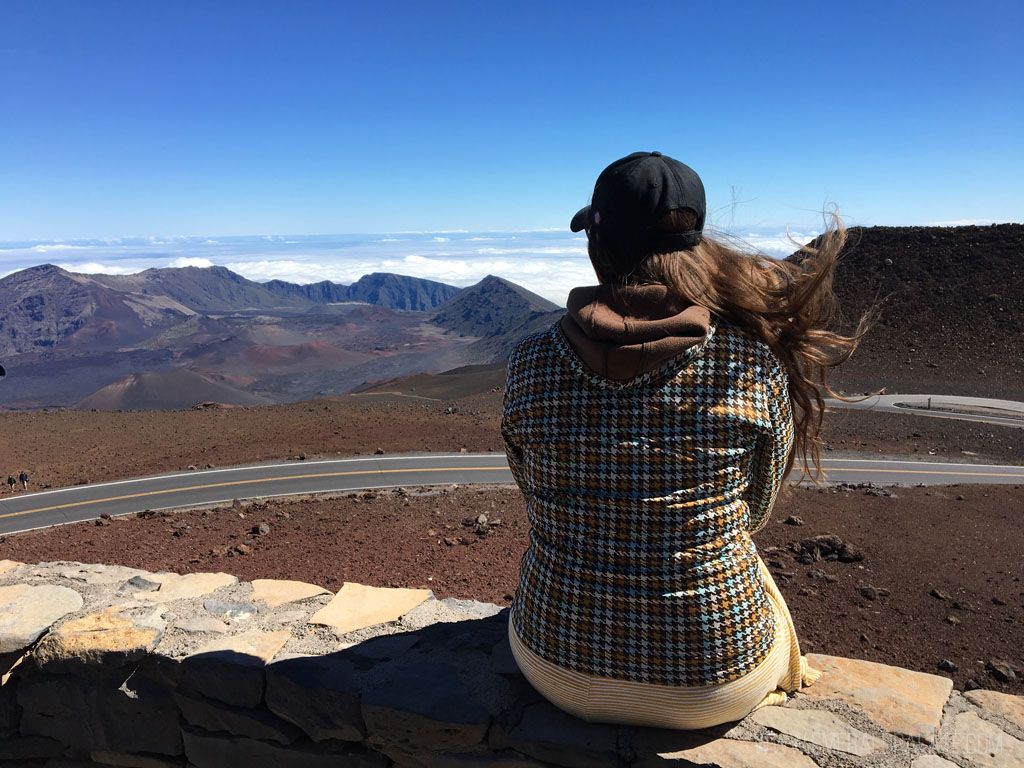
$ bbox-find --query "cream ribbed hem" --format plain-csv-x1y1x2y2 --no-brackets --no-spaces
508,553,820,729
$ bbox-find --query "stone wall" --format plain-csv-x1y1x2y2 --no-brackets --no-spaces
0,558,1021,768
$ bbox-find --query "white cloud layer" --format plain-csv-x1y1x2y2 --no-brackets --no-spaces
0,228,815,306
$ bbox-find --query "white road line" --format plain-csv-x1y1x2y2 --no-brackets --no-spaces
817,459,1024,470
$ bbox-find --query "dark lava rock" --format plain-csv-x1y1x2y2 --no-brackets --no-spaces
859,585,890,600
792,534,864,564
985,659,1018,683
938,659,959,673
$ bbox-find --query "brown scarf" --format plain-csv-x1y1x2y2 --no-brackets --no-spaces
560,284,711,380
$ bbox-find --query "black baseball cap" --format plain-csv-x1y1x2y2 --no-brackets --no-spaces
570,151,706,254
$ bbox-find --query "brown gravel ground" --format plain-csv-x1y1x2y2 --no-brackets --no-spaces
0,391,1021,491
0,394,505,490
1,482,1020,696
0,390,1021,696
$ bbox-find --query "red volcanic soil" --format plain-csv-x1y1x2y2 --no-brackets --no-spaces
207,342,371,376
75,369,270,411
1,388,1020,493
0,383,1021,695
0,394,505,490
1,482,1020,696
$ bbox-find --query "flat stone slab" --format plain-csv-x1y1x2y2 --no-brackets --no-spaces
181,726,385,768
174,689,302,745
654,738,821,767
251,578,329,608
363,660,491,757
965,689,1024,730
266,655,364,742
749,705,887,757
56,563,150,585
0,583,83,654
116,574,162,596
0,560,23,576
204,599,256,621
182,629,292,708
309,582,432,635
503,700,619,768
33,604,164,670
174,616,229,634
191,629,291,664
947,710,1024,767
136,572,237,603
803,653,952,743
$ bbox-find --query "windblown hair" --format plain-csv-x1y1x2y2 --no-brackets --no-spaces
588,208,872,482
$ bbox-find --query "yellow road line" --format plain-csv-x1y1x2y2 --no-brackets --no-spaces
4,464,1021,523
0,467,502,519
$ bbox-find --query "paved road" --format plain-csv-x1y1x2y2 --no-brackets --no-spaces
827,394,1024,429
1,452,1022,536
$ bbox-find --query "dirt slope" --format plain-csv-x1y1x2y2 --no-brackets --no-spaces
825,223,1024,398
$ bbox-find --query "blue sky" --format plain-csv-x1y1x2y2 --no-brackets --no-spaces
0,0,1020,295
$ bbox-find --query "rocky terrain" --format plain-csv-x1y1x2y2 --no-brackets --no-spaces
2,481,1021,698
824,223,1024,399
4,560,1019,767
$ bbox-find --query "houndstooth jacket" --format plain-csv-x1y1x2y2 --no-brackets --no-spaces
502,315,793,687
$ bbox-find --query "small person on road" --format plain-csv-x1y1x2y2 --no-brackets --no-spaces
6,475,15,492
19,471,28,490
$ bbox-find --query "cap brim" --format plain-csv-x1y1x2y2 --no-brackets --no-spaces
570,206,590,232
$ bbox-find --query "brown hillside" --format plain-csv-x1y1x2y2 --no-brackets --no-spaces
76,369,270,411
822,223,1024,398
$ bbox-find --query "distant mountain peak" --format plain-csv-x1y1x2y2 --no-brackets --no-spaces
264,271,460,311
430,274,565,362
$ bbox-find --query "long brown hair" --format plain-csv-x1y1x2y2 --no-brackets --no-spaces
588,208,872,482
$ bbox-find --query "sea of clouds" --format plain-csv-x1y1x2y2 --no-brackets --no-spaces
0,227,818,306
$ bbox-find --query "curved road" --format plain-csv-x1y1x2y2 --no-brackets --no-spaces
827,394,1024,429
1,452,1022,537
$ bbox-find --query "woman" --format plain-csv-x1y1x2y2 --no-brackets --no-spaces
501,151,868,729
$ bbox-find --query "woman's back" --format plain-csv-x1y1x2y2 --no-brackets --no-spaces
504,150,867,728
503,290,793,687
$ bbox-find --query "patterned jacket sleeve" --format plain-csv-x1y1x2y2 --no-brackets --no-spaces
501,346,529,492
744,356,794,534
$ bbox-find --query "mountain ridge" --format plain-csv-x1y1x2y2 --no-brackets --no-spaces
431,274,565,362
0,265,548,409
263,272,461,311
0,265,463,358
